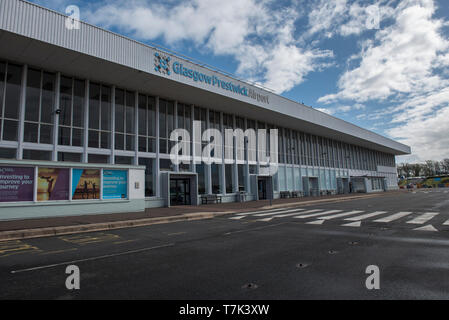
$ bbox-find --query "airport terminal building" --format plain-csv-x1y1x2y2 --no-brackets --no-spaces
0,0,410,220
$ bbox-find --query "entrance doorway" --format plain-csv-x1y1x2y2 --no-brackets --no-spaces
258,178,267,200
170,178,191,206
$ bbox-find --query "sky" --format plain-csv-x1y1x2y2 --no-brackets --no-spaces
31,0,449,163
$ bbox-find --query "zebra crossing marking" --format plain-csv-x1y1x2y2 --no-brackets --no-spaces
256,211,308,222
318,210,364,221
254,208,305,217
374,212,413,223
344,211,387,222
294,210,342,219
413,225,438,232
306,220,325,225
406,212,439,225
235,207,291,216
342,221,361,227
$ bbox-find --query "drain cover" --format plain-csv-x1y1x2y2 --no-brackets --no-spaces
296,263,310,269
242,283,258,290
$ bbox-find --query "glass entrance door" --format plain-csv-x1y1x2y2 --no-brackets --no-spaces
258,179,267,200
170,178,191,206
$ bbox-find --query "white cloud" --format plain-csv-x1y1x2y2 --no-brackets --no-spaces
319,0,449,103
82,0,332,94
306,0,396,38
317,0,449,161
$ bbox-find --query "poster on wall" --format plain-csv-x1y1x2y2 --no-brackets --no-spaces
0,167,34,202
37,168,70,201
103,170,128,199
72,169,101,200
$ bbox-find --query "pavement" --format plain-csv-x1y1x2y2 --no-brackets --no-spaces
0,188,448,299
0,192,395,240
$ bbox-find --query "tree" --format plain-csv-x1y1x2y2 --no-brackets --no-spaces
442,159,449,174
411,164,422,177
424,160,436,176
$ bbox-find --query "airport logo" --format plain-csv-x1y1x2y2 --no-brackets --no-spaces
153,51,269,104
154,52,171,76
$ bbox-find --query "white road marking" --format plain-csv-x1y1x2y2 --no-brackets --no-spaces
443,219,449,226
413,225,438,232
306,220,325,225
272,211,310,218
254,208,305,217
342,221,361,227
374,212,413,223
10,243,174,274
294,210,342,219
235,207,291,216
318,210,364,220
344,211,387,221
406,212,439,225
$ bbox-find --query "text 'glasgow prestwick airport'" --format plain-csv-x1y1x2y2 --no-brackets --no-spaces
172,61,269,104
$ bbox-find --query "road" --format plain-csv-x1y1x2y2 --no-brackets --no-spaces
1,189,449,299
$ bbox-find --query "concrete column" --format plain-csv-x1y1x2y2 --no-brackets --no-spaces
134,91,139,165
205,108,212,194
155,96,161,197
52,72,61,161
82,79,89,163
110,86,116,164
16,64,27,160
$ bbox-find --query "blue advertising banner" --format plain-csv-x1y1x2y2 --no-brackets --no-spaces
103,170,128,199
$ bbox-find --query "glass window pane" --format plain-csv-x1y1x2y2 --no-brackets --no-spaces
0,147,16,159
23,149,51,161
148,97,155,137
88,130,99,148
160,158,173,171
126,134,134,151
100,86,111,131
138,94,146,136
115,89,124,133
100,132,110,149
159,100,166,138
58,126,71,145
41,72,55,124
72,128,83,147
88,154,109,164
89,83,100,129
24,122,38,143
59,76,72,126
4,64,22,120
126,91,135,134
138,157,155,197
211,164,220,194
72,79,84,127
115,133,124,150
115,156,133,165
225,164,233,193
138,136,147,152
196,164,206,195
0,62,5,118
25,68,41,122
58,152,81,162
3,120,18,141
40,124,53,144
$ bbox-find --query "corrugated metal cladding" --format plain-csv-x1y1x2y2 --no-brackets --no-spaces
0,0,154,73
0,0,411,155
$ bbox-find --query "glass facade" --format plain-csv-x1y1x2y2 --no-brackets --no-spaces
0,59,399,203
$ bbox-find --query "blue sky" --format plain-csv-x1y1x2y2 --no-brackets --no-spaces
32,0,449,162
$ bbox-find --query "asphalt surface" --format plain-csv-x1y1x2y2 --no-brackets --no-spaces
1,188,449,300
